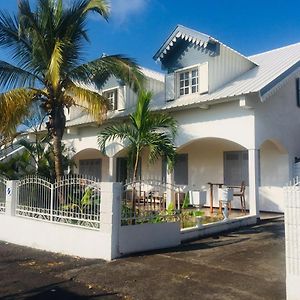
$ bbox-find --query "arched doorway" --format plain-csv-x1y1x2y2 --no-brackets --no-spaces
72,148,108,181
259,139,289,212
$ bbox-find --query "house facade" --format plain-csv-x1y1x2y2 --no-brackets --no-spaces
62,25,300,215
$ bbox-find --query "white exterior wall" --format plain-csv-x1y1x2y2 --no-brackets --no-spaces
254,76,300,212
174,101,255,149
73,148,110,181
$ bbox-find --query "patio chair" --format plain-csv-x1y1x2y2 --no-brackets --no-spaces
231,181,246,214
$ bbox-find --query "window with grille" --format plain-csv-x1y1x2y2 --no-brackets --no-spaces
103,89,118,110
178,68,199,97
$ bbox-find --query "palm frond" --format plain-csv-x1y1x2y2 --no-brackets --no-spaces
147,113,178,139
65,81,108,123
47,39,64,89
82,0,110,20
0,11,33,69
147,132,176,169
131,90,151,130
68,55,145,92
18,0,48,66
98,123,135,154
0,88,37,137
0,60,41,90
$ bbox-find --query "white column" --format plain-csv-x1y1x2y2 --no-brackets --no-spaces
166,170,174,207
100,182,122,260
248,149,260,217
108,157,117,182
5,180,18,216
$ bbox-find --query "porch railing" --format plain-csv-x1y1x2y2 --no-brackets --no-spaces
0,176,7,214
121,179,181,225
16,175,101,229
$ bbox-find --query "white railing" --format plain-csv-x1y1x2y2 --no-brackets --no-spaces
121,180,180,225
16,175,101,229
0,176,7,214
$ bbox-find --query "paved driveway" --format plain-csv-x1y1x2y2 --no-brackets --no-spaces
0,217,285,300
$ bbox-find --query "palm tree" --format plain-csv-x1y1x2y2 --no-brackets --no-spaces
98,91,178,182
0,0,144,179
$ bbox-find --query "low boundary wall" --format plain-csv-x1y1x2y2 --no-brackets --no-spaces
0,215,112,259
181,215,258,242
119,222,181,255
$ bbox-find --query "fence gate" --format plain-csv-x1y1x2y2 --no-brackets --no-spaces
16,175,102,229
0,176,7,213
284,177,300,300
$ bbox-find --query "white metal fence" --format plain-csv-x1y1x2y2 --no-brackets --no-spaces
16,175,101,229
0,176,7,214
284,177,300,300
121,180,180,225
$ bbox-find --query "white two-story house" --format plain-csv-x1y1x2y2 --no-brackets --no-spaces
63,25,300,215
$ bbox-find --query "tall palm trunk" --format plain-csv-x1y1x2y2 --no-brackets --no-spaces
131,149,140,224
48,103,66,180
53,134,64,179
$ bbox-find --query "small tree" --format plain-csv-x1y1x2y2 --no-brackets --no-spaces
98,90,177,181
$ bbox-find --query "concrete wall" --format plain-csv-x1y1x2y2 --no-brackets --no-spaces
0,215,112,259
0,181,122,261
119,222,181,255
181,215,257,242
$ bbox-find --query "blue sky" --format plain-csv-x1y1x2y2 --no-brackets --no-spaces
1,0,300,72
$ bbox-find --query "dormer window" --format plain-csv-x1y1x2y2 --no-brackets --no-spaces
103,88,118,111
165,62,208,102
179,68,199,96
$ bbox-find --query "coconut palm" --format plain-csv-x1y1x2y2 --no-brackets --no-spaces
98,91,178,182
0,0,144,179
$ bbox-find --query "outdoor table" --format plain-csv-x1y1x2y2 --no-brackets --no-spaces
207,182,224,213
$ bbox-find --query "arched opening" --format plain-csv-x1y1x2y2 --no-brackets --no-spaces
259,139,289,212
113,147,161,183
72,148,108,181
175,137,248,210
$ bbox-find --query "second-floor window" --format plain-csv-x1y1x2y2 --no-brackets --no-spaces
178,68,199,96
103,89,118,111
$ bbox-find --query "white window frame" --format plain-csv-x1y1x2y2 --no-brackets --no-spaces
102,87,119,111
175,64,200,98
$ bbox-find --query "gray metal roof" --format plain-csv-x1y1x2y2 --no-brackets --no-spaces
0,143,24,161
67,41,300,127
153,25,257,66
153,42,300,111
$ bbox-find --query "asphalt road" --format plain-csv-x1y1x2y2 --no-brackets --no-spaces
0,217,285,300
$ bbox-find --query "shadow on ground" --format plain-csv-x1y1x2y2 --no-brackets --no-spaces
2,281,118,300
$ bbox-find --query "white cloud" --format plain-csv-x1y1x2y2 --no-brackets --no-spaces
109,0,149,24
